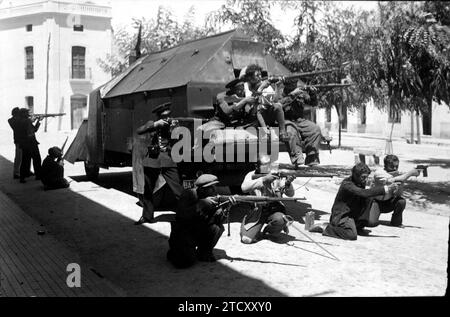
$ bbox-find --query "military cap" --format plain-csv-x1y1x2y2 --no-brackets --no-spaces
48,146,62,157
225,78,242,89
195,174,219,188
152,102,172,114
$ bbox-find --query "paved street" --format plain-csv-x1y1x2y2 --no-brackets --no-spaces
0,127,448,297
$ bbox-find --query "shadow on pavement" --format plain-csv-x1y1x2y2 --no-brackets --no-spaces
215,249,305,267
0,155,285,297
402,181,450,207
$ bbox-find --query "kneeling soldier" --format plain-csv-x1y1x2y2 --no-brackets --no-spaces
41,146,70,190
167,174,235,268
240,154,295,243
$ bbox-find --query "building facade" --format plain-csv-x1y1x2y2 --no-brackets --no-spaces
315,100,450,140
0,0,112,131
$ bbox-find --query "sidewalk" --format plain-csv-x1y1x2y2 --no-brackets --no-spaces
0,191,124,297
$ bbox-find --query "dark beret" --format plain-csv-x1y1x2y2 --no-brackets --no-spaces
195,174,219,188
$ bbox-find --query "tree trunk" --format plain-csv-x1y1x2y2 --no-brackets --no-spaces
415,109,421,144
410,109,414,144
335,105,342,147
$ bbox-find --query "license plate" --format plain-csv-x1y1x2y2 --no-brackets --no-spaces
183,180,196,189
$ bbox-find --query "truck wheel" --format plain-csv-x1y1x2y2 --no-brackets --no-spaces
84,161,99,180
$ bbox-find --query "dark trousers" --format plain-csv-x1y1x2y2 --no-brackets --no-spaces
323,217,358,241
367,197,406,227
323,201,372,241
142,166,183,220
289,119,322,157
20,143,41,180
167,221,224,269
240,204,287,243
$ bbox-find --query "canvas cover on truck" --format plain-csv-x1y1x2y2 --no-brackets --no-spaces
65,29,292,165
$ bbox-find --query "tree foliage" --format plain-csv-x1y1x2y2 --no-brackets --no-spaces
206,0,287,60
97,6,215,76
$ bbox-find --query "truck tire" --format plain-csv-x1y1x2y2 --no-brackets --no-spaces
84,161,99,180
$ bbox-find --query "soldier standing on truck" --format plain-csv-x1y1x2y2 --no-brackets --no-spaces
133,102,184,225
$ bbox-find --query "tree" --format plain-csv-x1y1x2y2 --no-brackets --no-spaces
206,0,287,60
372,1,450,143
97,6,215,76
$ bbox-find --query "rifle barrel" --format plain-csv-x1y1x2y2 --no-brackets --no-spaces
218,195,306,203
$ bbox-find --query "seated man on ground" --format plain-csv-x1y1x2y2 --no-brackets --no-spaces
41,146,70,190
310,163,398,240
367,154,420,228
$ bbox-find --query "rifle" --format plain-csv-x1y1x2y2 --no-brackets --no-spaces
251,169,337,180
212,194,307,236
291,83,352,90
61,136,69,153
32,113,66,120
264,68,345,83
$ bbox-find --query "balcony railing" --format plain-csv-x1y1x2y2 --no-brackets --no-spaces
0,1,112,20
69,67,92,81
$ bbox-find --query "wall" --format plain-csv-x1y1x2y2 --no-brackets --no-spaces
0,1,112,132
316,99,450,139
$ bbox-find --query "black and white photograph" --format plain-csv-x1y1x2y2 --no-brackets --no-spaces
0,0,448,303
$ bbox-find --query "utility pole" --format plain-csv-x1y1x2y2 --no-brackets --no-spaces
44,33,51,132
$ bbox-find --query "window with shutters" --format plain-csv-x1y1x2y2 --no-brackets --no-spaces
73,25,84,32
25,96,34,114
25,46,34,79
71,46,86,79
